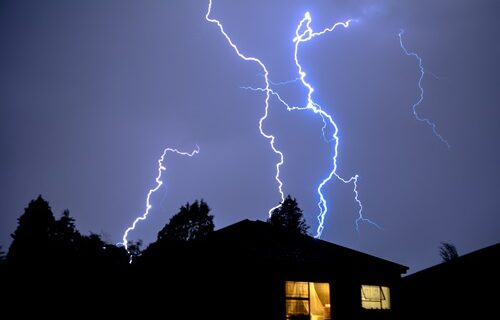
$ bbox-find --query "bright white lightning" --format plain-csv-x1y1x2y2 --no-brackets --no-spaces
243,12,380,237
121,146,200,257
292,13,380,237
399,30,450,148
207,1,379,237
206,0,285,215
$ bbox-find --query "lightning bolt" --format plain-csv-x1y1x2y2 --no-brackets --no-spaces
121,146,199,260
209,0,379,237
399,30,450,148
206,0,284,215
292,13,380,237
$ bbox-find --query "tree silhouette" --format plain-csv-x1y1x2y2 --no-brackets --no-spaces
68,232,125,269
157,200,214,242
52,209,82,260
7,195,56,264
126,239,143,261
5,196,129,271
267,195,309,235
54,210,79,243
76,233,107,264
439,242,459,262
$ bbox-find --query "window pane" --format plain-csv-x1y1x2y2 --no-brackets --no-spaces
310,283,331,320
286,281,309,298
286,282,331,320
286,299,309,317
361,285,391,310
381,286,390,309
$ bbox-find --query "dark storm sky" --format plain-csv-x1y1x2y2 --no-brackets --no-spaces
1,0,499,273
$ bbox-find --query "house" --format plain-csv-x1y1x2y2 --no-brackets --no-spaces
401,242,499,319
178,219,409,320
1,218,408,318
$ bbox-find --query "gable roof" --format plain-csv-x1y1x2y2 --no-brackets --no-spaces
207,219,408,276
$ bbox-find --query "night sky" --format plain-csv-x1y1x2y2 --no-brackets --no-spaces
1,0,499,273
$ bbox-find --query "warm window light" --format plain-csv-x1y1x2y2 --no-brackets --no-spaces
360,285,391,310
285,281,331,320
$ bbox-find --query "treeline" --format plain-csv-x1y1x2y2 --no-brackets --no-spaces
0,194,308,271
3,196,128,271
0,194,309,315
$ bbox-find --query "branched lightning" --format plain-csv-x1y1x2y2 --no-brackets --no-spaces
399,30,450,148
292,13,380,237
212,0,379,237
206,0,284,215
266,75,302,87
121,146,199,259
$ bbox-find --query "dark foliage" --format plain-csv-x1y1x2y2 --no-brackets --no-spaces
267,195,309,235
439,242,459,262
157,199,214,242
7,195,56,264
5,195,129,269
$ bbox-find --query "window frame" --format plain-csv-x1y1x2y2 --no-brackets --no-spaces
360,284,391,310
285,281,331,320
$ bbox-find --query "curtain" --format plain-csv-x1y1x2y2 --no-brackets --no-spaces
309,283,331,320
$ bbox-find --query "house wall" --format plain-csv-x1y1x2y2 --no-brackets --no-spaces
276,262,404,320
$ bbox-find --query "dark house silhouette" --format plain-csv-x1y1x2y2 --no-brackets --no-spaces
160,219,408,320
401,242,499,319
1,218,409,319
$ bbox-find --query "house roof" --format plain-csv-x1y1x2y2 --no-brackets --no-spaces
403,242,500,282
206,219,408,276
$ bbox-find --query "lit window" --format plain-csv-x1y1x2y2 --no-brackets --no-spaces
360,285,391,310
285,281,331,320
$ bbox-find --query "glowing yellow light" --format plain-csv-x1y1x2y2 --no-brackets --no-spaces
286,281,331,320
361,285,391,310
